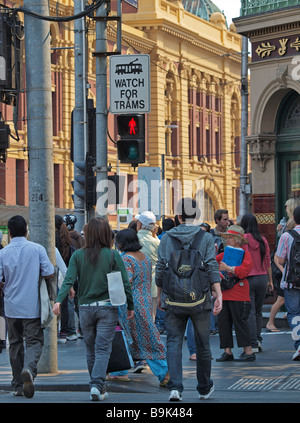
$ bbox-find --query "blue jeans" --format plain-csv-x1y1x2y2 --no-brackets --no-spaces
79,305,118,392
284,288,300,350
165,310,213,395
186,318,196,355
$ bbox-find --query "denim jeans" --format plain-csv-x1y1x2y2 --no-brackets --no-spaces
284,288,300,350
79,305,118,392
165,310,213,395
186,318,196,355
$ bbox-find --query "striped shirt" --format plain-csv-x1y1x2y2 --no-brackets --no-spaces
276,224,300,289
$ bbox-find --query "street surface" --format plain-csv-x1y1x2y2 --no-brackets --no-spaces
0,329,299,411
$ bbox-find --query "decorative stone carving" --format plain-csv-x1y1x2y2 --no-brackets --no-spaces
276,65,288,89
247,134,276,172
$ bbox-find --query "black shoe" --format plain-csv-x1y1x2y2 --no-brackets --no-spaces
21,369,35,398
234,353,256,362
216,352,234,362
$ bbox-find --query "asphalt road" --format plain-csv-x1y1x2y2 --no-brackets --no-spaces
0,329,299,409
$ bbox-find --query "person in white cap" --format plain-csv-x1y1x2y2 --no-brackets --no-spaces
135,211,160,322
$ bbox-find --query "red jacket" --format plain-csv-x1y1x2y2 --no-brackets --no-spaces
244,233,270,276
216,250,253,302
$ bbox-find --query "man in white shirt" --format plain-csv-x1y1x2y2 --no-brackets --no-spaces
0,215,54,398
275,205,300,361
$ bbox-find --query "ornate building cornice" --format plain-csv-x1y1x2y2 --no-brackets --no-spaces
247,134,276,172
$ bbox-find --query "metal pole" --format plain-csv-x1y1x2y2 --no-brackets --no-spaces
95,1,108,217
162,154,165,220
73,0,87,230
24,0,57,373
239,36,249,218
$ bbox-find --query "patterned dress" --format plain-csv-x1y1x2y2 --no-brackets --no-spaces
119,253,166,361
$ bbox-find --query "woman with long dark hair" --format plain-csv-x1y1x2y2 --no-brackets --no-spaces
55,215,77,342
240,214,273,353
53,218,134,401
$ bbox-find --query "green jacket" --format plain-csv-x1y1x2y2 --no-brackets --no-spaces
56,248,134,310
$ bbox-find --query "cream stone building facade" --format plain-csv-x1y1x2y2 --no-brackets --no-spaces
0,0,242,228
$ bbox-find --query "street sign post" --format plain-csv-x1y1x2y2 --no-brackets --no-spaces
138,167,161,219
109,54,151,114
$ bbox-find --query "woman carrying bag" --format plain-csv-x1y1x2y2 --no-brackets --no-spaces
215,225,254,362
53,218,134,401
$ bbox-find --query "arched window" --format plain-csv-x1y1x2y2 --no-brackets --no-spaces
165,71,178,155
283,96,300,130
203,192,215,222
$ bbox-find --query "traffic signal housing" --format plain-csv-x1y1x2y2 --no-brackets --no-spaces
117,114,145,164
85,153,96,210
72,153,96,210
0,121,9,162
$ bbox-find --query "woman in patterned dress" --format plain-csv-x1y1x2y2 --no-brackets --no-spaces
107,228,169,386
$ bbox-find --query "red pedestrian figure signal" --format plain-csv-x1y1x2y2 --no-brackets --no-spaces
128,117,137,135
117,114,145,164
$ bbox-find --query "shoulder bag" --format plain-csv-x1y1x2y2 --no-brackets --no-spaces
107,250,127,306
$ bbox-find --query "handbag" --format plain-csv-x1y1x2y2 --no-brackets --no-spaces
220,273,240,291
107,328,134,373
107,250,126,306
39,276,54,329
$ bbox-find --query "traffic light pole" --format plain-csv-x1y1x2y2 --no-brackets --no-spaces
24,0,57,373
239,36,249,218
94,0,108,217
73,0,87,230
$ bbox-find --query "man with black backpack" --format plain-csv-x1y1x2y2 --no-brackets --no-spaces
155,198,222,401
275,204,300,361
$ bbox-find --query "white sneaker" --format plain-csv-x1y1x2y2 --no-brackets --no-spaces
76,329,83,339
199,384,214,400
90,387,108,401
66,333,78,341
292,346,300,361
169,389,182,401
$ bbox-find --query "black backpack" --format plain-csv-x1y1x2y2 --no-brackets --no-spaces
286,230,300,288
161,230,211,314
270,248,282,289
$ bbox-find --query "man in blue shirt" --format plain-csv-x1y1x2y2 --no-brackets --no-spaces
0,215,54,398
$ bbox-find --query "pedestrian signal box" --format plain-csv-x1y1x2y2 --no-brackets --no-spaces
117,114,145,165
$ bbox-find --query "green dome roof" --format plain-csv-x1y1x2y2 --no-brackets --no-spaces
182,0,223,22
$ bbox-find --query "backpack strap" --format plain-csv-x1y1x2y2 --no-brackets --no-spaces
288,229,300,241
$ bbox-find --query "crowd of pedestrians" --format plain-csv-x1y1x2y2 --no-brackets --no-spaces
0,197,299,402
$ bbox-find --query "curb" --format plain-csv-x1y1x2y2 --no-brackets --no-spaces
0,382,151,394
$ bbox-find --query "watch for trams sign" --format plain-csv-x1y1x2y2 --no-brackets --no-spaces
109,54,151,114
